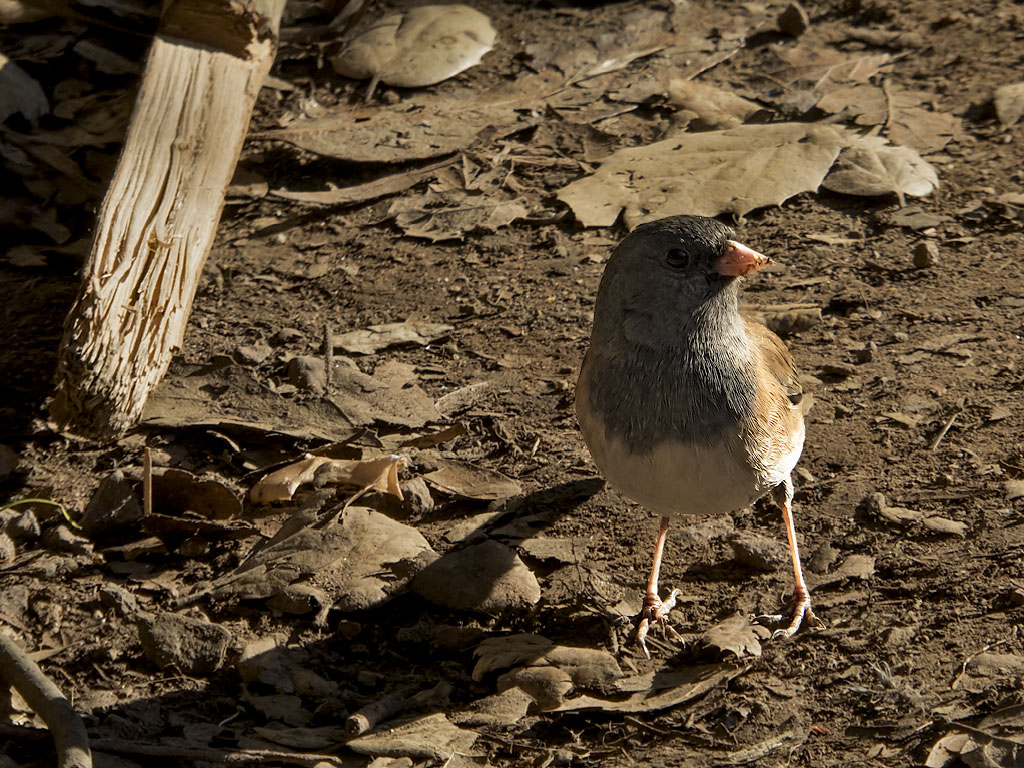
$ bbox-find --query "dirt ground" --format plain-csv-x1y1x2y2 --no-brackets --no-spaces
2,0,1024,766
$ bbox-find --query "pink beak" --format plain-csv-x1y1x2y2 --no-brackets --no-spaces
715,240,771,276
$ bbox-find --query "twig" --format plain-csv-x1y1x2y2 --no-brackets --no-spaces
929,410,961,451
345,692,409,735
143,447,152,518
345,681,452,735
0,632,92,768
951,639,1006,690
323,322,333,391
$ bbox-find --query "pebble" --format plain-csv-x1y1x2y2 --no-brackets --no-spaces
912,241,939,268
233,342,272,366
136,610,231,676
287,355,327,392
727,531,788,572
81,470,143,536
271,327,304,345
412,540,541,613
778,1,810,35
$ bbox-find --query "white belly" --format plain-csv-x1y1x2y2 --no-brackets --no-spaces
579,410,765,518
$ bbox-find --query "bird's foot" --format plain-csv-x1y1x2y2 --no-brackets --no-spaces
628,588,682,658
752,588,824,640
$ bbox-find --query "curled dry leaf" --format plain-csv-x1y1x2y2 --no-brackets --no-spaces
700,614,769,659
994,82,1024,127
822,136,938,206
557,122,847,227
333,320,453,355
421,456,522,500
816,84,960,153
667,79,764,129
251,454,407,503
772,45,892,92
0,52,49,124
331,4,496,89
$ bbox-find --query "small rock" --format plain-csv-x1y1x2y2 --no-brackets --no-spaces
497,666,572,712
401,476,434,516
820,362,858,377
4,508,40,540
889,331,909,343
99,585,139,615
42,525,94,557
233,342,272,366
728,532,788,572
807,541,838,574
287,356,327,392
852,342,877,364
271,327,304,345
912,241,939,268
777,1,809,35
82,470,143,536
411,539,541,613
0,444,18,482
451,687,533,727
136,610,232,676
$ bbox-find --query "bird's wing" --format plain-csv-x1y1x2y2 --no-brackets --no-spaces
745,320,802,408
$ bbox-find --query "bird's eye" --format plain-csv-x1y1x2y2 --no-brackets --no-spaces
666,248,690,269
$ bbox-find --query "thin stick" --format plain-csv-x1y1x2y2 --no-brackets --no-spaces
0,632,92,768
143,447,152,518
929,411,960,451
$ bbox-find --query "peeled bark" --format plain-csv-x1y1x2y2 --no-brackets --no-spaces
50,0,286,437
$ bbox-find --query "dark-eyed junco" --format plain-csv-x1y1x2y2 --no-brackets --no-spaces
576,215,820,656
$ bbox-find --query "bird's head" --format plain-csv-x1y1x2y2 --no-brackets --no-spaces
593,215,771,346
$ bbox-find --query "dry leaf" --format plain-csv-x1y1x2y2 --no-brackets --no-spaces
251,454,407,503
822,136,938,205
994,82,1024,127
422,457,522,500
773,45,891,91
817,84,959,153
389,191,527,241
331,5,496,89
557,122,847,227
194,506,437,612
700,614,769,659
0,52,49,124
553,663,747,713
333,321,454,355
346,713,479,761
667,79,764,129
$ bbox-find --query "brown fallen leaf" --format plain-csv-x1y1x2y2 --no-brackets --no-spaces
553,663,747,713
700,614,769,659
251,454,407,503
667,79,765,129
772,45,892,93
817,83,960,153
333,321,454,355
389,191,527,241
822,135,938,206
331,5,496,92
557,122,848,227
421,456,521,500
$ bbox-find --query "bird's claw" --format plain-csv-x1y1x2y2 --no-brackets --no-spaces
628,588,681,658
752,590,823,639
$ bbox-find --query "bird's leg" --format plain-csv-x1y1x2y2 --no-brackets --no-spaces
754,479,824,638
630,516,681,657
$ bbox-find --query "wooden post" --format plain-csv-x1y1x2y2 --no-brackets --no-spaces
50,0,287,437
